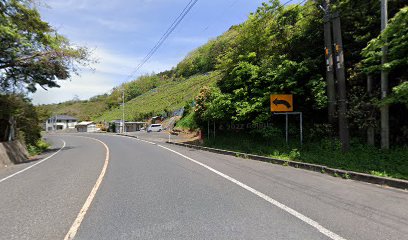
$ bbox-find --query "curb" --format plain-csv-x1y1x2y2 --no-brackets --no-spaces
167,141,408,190
116,133,139,139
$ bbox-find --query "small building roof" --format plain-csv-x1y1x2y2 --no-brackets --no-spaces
49,115,78,121
111,120,147,124
75,121,95,126
125,122,147,124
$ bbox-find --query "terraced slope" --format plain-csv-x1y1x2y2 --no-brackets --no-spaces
95,73,219,122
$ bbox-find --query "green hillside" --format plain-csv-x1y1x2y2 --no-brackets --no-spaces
96,73,219,122
38,25,235,122
36,99,109,121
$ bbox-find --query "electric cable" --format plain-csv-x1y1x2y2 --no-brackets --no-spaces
125,0,199,81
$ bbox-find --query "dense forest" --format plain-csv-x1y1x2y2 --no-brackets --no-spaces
190,0,408,148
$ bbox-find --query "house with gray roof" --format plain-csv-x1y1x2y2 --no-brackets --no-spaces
45,115,78,131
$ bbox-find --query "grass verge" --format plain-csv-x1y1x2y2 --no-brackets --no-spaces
203,132,408,180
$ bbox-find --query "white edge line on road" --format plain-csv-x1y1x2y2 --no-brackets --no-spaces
0,139,66,184
64,136,110,240
109,135,347,240
156,144,347,240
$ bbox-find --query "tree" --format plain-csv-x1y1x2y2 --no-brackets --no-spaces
361,6,408,76
0,0,91,146
360,6,408,144
0,94,41,145
0,0,92,93
214,0,325,124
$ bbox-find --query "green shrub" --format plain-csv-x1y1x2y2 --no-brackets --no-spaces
27,139,50,156
176,111,199,130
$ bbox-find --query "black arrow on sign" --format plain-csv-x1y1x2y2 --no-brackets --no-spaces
273,98,291,109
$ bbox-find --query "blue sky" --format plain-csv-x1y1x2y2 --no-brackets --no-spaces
32,0,302,104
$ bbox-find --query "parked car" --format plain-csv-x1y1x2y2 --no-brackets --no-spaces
147,124,162,132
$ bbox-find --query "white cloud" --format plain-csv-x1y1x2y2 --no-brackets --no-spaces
31,47,180,104
31,70,114,105
92,18,140,32
44,0,121,11
92,47,176,77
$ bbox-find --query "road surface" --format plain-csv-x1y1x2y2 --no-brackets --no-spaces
0,133,407,240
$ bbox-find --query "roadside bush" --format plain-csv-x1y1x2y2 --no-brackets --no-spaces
176,112,199,130
27,139,50,156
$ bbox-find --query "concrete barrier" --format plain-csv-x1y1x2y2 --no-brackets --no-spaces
0,141,29,168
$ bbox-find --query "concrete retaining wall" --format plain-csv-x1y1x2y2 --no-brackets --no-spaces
0,141,29,168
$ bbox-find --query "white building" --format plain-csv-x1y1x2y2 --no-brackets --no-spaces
110,120,146,133
75,121,98,133
124,122,146,132
46,115,78,131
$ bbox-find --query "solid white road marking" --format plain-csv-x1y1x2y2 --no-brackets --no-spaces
64,136,110,240
156,144,347,240
107,134,347,240
0,139,66,184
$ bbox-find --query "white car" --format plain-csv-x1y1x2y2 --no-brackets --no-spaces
147,124,163,132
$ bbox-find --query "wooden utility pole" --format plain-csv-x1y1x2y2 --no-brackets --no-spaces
380,0,389,149
367,75,375,146
332,12,350,151
323,0,336,125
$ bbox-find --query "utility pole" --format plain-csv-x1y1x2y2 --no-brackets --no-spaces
332,12,350,151
122,89,126,133
367,75,375,145
381,0,389,149
323,0,336,125
53,114,56,131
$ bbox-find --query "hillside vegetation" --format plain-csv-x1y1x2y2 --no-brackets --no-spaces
96,73,219,121
37,21,237,122
39,0,408,148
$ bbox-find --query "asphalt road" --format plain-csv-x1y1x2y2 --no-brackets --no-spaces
0,133,407,240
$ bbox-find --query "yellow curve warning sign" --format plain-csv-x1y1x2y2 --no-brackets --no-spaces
270,94,293,112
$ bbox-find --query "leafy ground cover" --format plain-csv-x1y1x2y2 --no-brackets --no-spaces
27,139,50,156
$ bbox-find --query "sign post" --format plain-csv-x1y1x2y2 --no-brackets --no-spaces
270,94,303,146
286,113,289,143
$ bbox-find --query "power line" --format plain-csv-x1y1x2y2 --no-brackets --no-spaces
125,0,199,81
127,0,309,84
282,0,296,6
128,0,300,81
202,0,240,32
128,0,195,78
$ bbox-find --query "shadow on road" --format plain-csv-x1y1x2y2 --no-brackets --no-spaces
15,146,75,165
